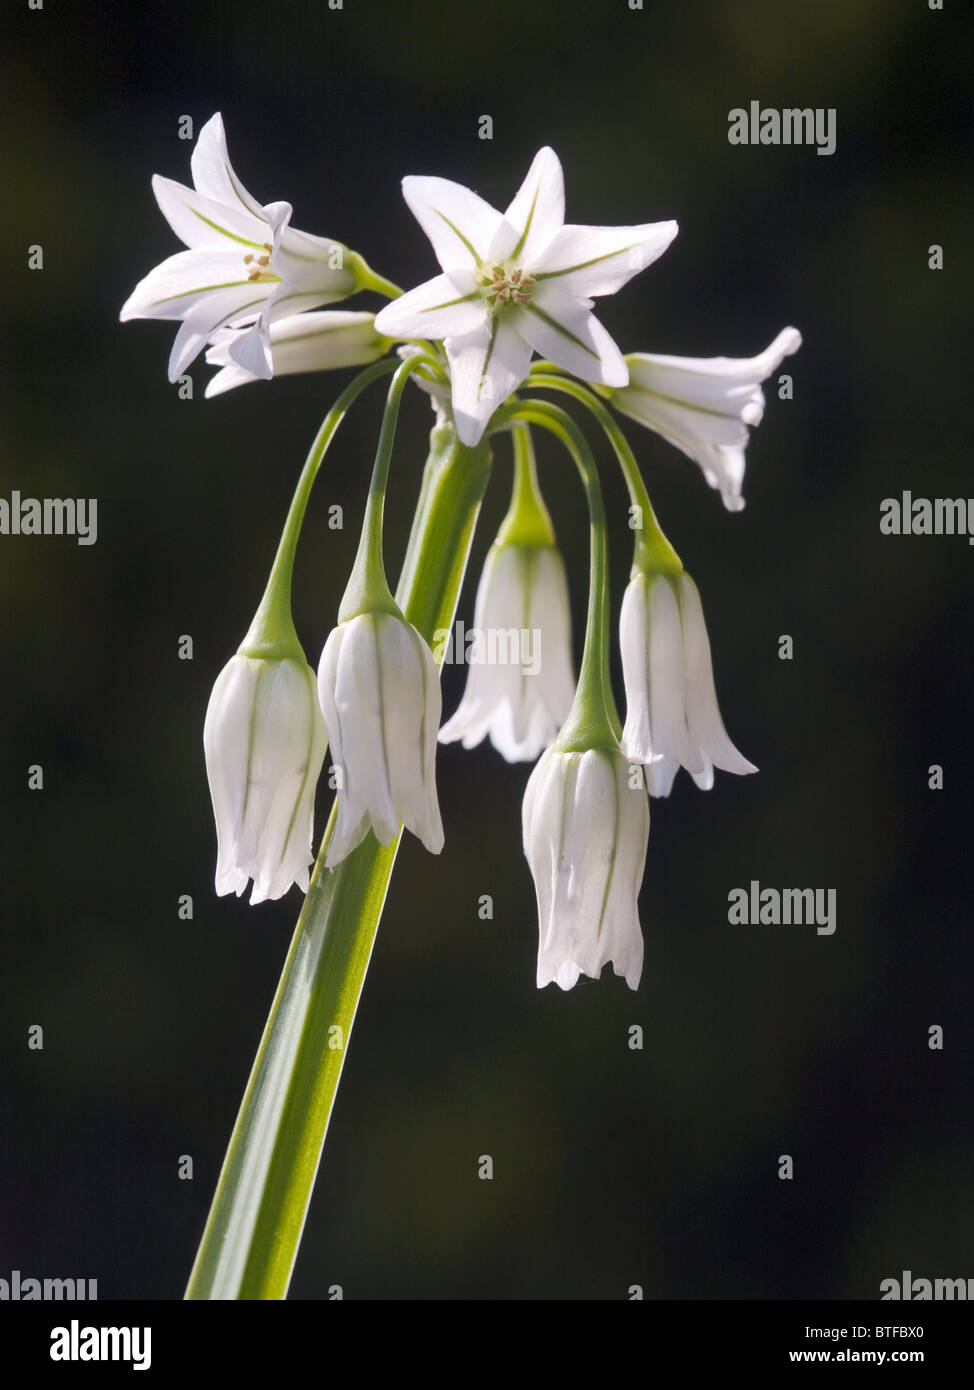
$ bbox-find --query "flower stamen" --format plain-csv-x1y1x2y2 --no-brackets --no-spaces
245,244,278,283
478,262,536,313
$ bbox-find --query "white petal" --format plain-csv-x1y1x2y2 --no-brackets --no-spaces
226,316,273,380
190,112,266,219
411,624,446,854
445,319,532,446
336,618,400,850
519,286,628,387
679,574,757,777
401,174,503,271
204,659,255,898
614,328,802,510
318,629,370,867
204,312,387,397
524,549,575,728
378,618,443,854
646,576,704,778
619,575,653,764
166,284,273,380
150,174,270,252
647,755,680,799
531,219,678,296
488,147,565,265
489,700,555,764
246,662,327,904
204,362,258,397
267,212,358,309
373,270,485,340
630,328,802,389
119,248,256,322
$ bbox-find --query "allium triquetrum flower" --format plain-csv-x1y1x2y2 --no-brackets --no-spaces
620,570,756,797
317,612,444,868
609,328,802,511
523,746,649,991
374,147,678,446
204,311,391,397
204,654,328,904
437,541,574,762
120,113,366,383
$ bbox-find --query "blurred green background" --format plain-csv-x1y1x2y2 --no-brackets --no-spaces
1,0,972,1299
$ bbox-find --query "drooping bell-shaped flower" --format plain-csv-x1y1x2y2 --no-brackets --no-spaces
438,541,574,762
204,654,328,904
317,611,444,868
620,570,756,797
524,746,649,990
608,328,802,511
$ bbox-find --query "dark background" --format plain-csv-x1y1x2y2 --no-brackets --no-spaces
1,0,971,1300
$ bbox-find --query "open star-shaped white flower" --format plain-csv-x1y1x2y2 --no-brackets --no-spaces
120,113,359,383
374,148,678,446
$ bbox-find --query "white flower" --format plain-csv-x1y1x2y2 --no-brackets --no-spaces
120,112,361,383
523,746,649,991
373,147,678,446
620,571,756,797
609,328,802,511
203,311,391,397
438,542,574,762
317,612,444,867
203,654,328,904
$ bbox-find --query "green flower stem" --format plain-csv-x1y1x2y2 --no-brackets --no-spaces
185,424,492,1301
357,264,405,301
496,425,556,548
498,400,617,751
338,354,432,622
237,358,400,662
527,369,683,577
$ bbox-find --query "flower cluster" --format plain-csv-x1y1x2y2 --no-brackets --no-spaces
123,117,800,993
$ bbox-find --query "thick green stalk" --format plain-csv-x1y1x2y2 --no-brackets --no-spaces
186,423,492,1301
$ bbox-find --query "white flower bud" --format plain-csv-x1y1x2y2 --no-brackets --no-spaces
317,612,444,867
203,654,328,904
523,746,649,991
204,312,390,397
620,571,756,796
